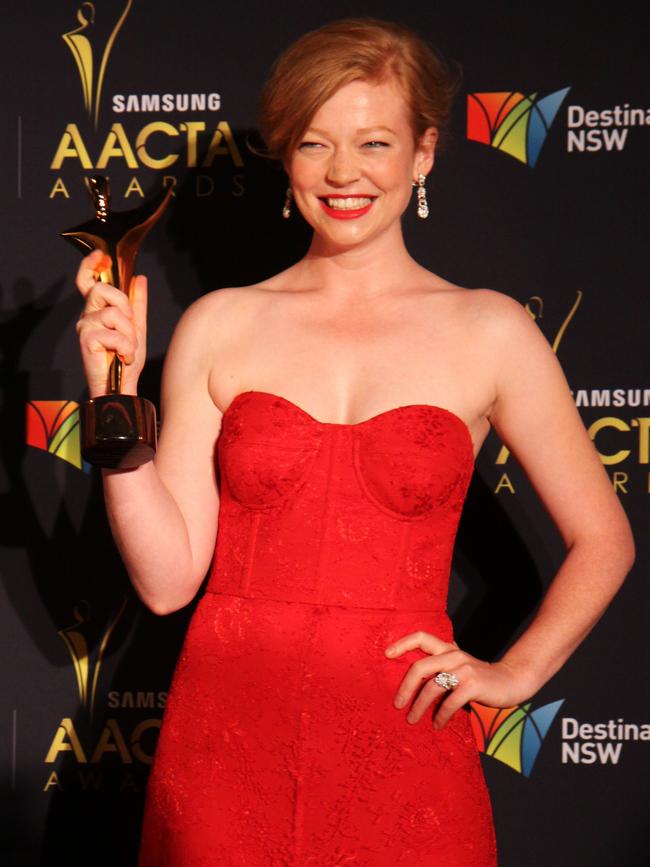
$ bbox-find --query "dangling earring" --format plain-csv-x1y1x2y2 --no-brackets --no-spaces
416,173,429,219
282,186,293,219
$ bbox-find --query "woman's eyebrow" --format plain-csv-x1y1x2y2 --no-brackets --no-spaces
304,125,397,136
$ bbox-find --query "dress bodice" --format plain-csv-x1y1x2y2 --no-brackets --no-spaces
206,390,474,613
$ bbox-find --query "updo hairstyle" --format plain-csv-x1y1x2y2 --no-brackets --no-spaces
258,17,461,162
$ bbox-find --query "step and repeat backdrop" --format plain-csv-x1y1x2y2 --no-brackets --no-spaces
2,2,647,865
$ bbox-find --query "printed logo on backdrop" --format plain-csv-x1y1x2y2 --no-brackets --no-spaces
571,388,650,497
471,699,650,775
62,0,133,129
470,699,564,777
50,0,244,201
567,103,650,153
489,294,650,498
26,400,90,471
467,88,570,167
560,714,650,765
467,87,649,164
43,598,165,793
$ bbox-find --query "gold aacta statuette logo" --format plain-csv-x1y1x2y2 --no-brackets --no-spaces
62,1,133,129
58,598,128,720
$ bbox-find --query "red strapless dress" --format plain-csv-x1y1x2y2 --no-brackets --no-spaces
139,390,497,866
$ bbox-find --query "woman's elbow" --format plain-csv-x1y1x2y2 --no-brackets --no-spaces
618,524,636,574
137,586,199,617
147,599,183,617
591,516,636,579
609,502,636,574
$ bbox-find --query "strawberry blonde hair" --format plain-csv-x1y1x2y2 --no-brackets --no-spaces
258,17,460,161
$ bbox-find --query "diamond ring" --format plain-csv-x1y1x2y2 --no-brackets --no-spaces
434,671,459,691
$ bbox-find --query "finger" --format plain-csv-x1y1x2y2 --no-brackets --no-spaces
79,303,137,333
405,679,447,723
130,274,148,337
428,662,476,728
392,655,446,709
391,648,466,709
80,325,136,363
92,306,139,354
75,250,111,297
431,684,474,729
422,649,467,673
78,308,137,354
385,630,452,658
408,666,475,726
83,282,134,318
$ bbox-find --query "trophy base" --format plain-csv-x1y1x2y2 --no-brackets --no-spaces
81,394,157,469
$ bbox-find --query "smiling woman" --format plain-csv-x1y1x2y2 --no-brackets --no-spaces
71,15,634,867
285,76,437,250
256,19,458,255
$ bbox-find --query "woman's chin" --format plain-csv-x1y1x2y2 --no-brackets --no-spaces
305,213,391,249
311,230,376,255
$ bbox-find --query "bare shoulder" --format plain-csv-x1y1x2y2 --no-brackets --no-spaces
160,281,280,411
175,281,268,324
456,286,532,324
169,279,279,347
450,287,546,351
420,272,525,318
477,287,573,422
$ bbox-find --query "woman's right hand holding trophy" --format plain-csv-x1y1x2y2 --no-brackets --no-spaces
63,175,170,468
75,248,148,399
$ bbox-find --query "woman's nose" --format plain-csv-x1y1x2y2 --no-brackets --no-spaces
325,148,361,186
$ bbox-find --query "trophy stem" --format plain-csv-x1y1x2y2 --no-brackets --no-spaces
108,354,123,394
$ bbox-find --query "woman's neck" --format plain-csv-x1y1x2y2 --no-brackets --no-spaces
299,223,424,300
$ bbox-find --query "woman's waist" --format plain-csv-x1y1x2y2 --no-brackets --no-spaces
206,544,452,612
203,583,450,619
189,590,455,663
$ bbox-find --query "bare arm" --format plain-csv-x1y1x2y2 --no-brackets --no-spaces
76,250,224,614
486,292,634,692
386,291,634,725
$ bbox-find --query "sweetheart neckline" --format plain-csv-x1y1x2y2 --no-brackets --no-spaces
223,390,475,459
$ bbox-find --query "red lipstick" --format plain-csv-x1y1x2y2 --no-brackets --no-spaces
319,195,375,220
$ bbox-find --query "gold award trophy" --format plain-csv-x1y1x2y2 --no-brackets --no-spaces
62,175,172,469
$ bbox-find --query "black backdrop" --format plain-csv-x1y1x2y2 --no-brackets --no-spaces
2,2,648,865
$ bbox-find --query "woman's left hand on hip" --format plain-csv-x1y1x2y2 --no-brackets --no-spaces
384,631,529,729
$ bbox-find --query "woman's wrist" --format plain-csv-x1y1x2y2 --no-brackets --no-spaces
493,653,549,701
86,376,140,399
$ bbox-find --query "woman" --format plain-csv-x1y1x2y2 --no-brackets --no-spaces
74,18,633,867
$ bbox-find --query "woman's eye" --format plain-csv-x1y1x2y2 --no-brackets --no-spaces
363,140,389,148
298,141,324,150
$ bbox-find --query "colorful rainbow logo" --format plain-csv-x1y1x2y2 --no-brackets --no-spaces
467,88,570,167
470,699,564,777
26,400,88,471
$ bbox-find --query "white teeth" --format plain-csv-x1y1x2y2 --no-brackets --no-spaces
326,197,373,209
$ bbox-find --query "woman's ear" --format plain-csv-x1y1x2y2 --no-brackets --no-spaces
415,126,438,178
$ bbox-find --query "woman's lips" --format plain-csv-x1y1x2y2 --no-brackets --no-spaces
319,195,376,220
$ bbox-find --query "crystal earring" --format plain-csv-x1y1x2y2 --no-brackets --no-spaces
416,173,429,219
282,186,293,219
